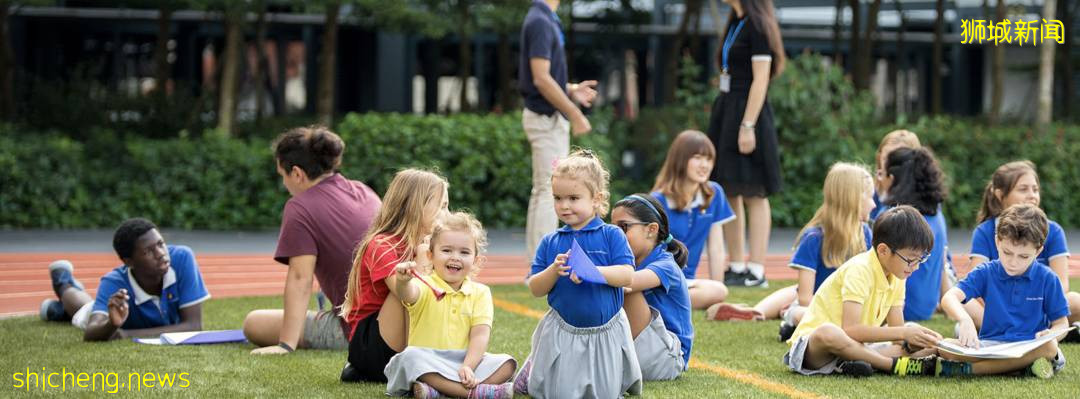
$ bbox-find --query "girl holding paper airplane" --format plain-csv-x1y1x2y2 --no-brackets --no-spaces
339,169,449,383
515,149,642,398
611,193,693,381
383,212,517,399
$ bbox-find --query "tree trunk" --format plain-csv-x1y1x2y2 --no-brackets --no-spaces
931,0,944,114
848,0,863,89
857,0,881,91
832,0,843,66
0,1,15,120
663,0,701,103
894,0,907,116
1059,0,1074,119
316,1,340,126
217,13,243,135
496,32,513,112
253,2,269,121
1036,0,1057,126
989,0,1004,124
154,5,172,97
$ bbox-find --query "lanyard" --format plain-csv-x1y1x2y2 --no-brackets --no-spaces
551,9,565,48
722,19,747,73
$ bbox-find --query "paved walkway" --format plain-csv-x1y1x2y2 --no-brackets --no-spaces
3,227,1078,317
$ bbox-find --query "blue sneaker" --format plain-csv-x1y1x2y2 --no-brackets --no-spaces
49,260,84,297
40,299,68,322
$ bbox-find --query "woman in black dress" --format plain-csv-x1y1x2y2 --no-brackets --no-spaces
708,0,786,288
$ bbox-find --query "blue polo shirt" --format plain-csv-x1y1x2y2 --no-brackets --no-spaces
638,244,693,367
869,191,888,222
518,0,567,115
531,216,635,327
789,224,872,293
651,182,735,280
970,217,1070,267
957,259,1070,342
90,245,210,329
903,209,949,321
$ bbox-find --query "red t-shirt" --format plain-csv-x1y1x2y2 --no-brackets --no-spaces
345,234,406,338
274,173,381,337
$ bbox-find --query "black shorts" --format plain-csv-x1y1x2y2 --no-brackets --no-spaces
346,313,399,382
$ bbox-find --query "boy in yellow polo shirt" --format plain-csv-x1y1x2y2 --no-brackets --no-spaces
383,212,517,399
784,206,967,377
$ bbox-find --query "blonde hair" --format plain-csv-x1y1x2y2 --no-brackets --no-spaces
429,211,488,278
652,130,716,212
875,129,921,168
796,162,873,268
976,160,1039,224
552,148,612,217
340,168,448,318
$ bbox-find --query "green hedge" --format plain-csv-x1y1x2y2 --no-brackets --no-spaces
3,54,1078,230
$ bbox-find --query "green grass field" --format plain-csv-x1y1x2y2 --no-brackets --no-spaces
3,280,1079,398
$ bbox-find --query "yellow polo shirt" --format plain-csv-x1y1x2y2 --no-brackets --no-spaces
406,273,494,350
788,249,906,344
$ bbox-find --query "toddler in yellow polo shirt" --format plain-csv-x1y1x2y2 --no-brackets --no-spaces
383,212,516,399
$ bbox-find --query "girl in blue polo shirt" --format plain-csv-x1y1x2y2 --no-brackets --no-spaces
514,149,641,398
650,130,740,315
740,163,874,341
968,161,1080,332
612,194,693,381
876,147,950,321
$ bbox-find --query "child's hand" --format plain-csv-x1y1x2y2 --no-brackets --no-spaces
623,287,633,294
956,320,980,348
107,289,129,327
458,365,477,389
1036,329,1053,338
549,252,570,277
394,261,418,282
903,324,943,349
569,272,582,284
414,235,432,267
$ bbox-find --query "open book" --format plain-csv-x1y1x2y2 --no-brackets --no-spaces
936,326,1075,359
134,330,247,345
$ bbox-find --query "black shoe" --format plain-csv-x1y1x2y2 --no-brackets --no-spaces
1062,322,1080,343
723,269,746,286
838,360,874,377
40,299,69,322
49,260,84,297
778,321,796,343
340,362,361,383
742,271,769,288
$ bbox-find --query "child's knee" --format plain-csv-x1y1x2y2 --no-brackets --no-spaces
810,325,848,350
1037,340,1058,359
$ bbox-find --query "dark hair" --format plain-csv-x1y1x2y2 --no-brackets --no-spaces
976,160,1038,224
871,205,934,253
613,193,689,268
272,125,345,180
716,0,786,77
883,147,947,216
996,204,1049,249
113,218,157,259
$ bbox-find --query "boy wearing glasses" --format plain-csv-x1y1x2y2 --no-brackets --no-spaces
783,206,968,377
939,204,1069,378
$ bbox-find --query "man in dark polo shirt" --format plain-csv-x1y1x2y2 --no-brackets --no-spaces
519,0,599,262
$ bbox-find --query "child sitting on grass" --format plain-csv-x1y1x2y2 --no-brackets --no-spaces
783,206,963,377
940,204,1069,378
383,212,516,399
41,218,210,341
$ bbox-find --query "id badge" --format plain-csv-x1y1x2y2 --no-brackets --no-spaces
719,73,731,93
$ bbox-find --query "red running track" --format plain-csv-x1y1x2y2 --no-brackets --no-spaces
3,253,1077,317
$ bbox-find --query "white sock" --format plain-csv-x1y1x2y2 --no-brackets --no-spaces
747,262,765,279
729,261,747,273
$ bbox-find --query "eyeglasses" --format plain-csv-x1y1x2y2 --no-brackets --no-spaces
614,221,650,233
892,248,930,267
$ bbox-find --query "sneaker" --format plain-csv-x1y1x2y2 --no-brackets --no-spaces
777,321,796,343
741,270,769,288
1027,357,1054,379
723,269,747,286
891,356,936,377
412,382,446,399
49,260,84,297
935,358,973,377
838,360,874,377
513,358,532,395
1062,322,1080,343
40,299,68,322
468,382,513,399
706,303,765,321
339,362,361,383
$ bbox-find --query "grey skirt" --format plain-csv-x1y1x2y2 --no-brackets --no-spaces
519,309,643,398
384,346,516,396
634,307,686,381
